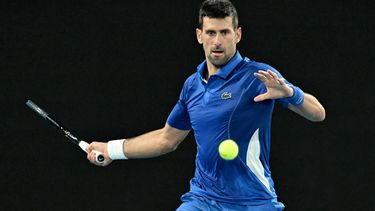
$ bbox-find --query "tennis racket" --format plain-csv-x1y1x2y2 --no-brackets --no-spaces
26,100,104,163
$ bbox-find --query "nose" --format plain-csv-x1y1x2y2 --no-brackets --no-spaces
213,34,222,47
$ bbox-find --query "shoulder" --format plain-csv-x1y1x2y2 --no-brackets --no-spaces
242,57,278,73
179,72,199,97
238,57,284,79
183,72,198,88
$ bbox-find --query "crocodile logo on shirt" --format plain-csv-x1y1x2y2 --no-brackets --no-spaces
221,92,232,100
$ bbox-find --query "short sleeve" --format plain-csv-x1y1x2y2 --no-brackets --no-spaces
166,79,192,130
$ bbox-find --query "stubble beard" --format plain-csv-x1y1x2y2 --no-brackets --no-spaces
207,53,230,68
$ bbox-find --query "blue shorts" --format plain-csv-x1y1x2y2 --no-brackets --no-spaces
176,194,284,211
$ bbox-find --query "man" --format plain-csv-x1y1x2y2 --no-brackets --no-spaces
87,0,325,210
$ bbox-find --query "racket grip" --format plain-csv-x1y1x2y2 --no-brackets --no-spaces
79,141,105,163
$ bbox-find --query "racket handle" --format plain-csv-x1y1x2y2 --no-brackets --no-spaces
79,141,105,163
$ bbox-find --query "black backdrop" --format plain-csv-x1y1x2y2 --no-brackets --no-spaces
2,0,374,210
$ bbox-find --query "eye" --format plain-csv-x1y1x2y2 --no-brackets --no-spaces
221,30,230,36
206,31,216,36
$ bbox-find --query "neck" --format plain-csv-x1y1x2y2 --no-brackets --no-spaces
204,51,237,80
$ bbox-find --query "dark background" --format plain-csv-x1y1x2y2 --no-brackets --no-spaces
1,0,374,210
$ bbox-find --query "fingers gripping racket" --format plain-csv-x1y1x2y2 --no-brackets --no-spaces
26,100,104,163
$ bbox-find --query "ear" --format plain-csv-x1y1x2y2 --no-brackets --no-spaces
196,28,203,44
235,27,242,43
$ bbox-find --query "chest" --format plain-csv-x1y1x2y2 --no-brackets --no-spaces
185,73,270,127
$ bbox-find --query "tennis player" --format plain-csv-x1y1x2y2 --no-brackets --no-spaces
87,0,325,210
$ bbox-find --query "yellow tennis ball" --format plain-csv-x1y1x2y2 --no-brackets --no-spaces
218,139,239,160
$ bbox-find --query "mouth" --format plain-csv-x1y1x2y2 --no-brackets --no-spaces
211,50,224,57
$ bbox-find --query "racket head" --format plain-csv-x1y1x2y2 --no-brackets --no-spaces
26,100,49,118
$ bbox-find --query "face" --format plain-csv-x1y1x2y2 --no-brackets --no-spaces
196,17,242,69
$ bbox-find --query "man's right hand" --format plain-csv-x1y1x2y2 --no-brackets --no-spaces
87,142,113,166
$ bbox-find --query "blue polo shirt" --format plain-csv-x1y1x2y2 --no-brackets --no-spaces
167,52,290,206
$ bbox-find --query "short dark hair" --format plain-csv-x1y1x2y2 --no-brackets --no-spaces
198,0,238,29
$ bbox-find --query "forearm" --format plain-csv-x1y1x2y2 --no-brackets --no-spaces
121,124,189,159
86,124,189,166
288,93,326,122
122,129,173,159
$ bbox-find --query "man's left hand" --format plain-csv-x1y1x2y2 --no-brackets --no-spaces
253,70,293,102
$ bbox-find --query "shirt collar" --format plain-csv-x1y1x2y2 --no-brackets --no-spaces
197,51,243,80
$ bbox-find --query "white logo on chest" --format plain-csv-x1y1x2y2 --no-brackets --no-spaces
221,92,232,100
